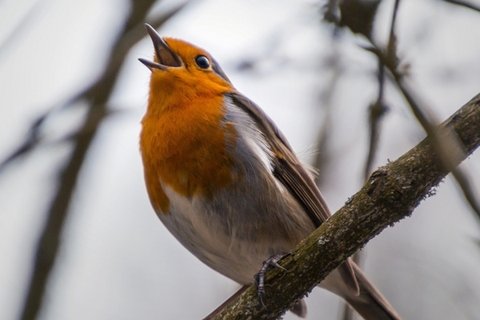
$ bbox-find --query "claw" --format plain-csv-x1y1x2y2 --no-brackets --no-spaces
254,253,289,307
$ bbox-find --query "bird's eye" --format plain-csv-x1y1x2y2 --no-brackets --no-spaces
195,55,210,69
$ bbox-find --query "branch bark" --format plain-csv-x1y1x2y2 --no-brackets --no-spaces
206,93,480,319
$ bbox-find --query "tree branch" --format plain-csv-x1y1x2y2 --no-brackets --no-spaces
205,93,480,319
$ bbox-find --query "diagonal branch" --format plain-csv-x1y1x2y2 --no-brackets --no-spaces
205,93,480,319
373,45,480,222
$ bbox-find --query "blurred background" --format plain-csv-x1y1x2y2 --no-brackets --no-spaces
1,0,480,319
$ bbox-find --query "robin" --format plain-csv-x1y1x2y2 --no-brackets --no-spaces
139,24,400,319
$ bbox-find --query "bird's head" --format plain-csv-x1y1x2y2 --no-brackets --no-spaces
139,24,232,106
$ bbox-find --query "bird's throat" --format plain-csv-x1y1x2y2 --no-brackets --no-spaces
140,95,238,213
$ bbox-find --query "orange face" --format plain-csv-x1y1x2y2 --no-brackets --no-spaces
152,38,231,91
139,27,233,116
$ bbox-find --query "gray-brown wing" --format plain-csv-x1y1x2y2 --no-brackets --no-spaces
228,92,359,292
228,92,331,225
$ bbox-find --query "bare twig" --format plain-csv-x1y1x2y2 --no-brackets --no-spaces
0,0,42,59
384,62,480,222
322,0,340,24
442,0,480,13
351,1,400,316
0,95,83,173
363,0,400,189
364,58,387,181
340,3,399,317
0,113,48,172
313,36,343,187
356,0,480,224
387,0,401,57
17,2,188,320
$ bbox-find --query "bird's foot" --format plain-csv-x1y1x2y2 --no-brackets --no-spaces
254,253,288,307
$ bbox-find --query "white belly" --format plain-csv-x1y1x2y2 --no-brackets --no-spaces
158,181,314,284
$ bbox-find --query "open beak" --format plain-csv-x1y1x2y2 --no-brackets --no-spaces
139,24,182,71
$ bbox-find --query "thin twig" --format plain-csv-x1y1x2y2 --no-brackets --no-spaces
385,66,480,223
387,0,401,56
356,0,480,224
323,0,340,24
0,0,42,59
364,57,387,181
363,0,400,183
352,2,401,315
313,35,343,187
0,95,84,173
442,0,480,13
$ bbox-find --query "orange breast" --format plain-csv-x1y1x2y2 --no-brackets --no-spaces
140,94,237,214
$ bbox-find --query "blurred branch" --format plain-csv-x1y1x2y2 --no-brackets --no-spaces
323,0,340,24
326,0,480,225
0,0,41,59
337,0,381,38
352,2,400,318
205,93,480,319
388,0,401,54
365,27,480,221
364,0,399,181
313,37,343,187
323,1,479,318
17,2,188,320
442,0,480,13
364,57,388,181
381,57,480,221
0,112,48,172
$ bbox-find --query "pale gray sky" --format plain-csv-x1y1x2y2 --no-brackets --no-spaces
1,0,480,319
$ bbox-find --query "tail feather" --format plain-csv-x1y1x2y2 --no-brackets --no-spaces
289,299,307,318
344,263,401,320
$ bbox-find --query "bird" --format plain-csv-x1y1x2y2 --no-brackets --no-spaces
138,24,401,320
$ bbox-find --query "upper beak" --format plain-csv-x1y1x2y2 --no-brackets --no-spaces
139,24,182,71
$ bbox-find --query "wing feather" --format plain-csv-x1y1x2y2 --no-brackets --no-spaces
228,92,331,224
228,92,359,293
